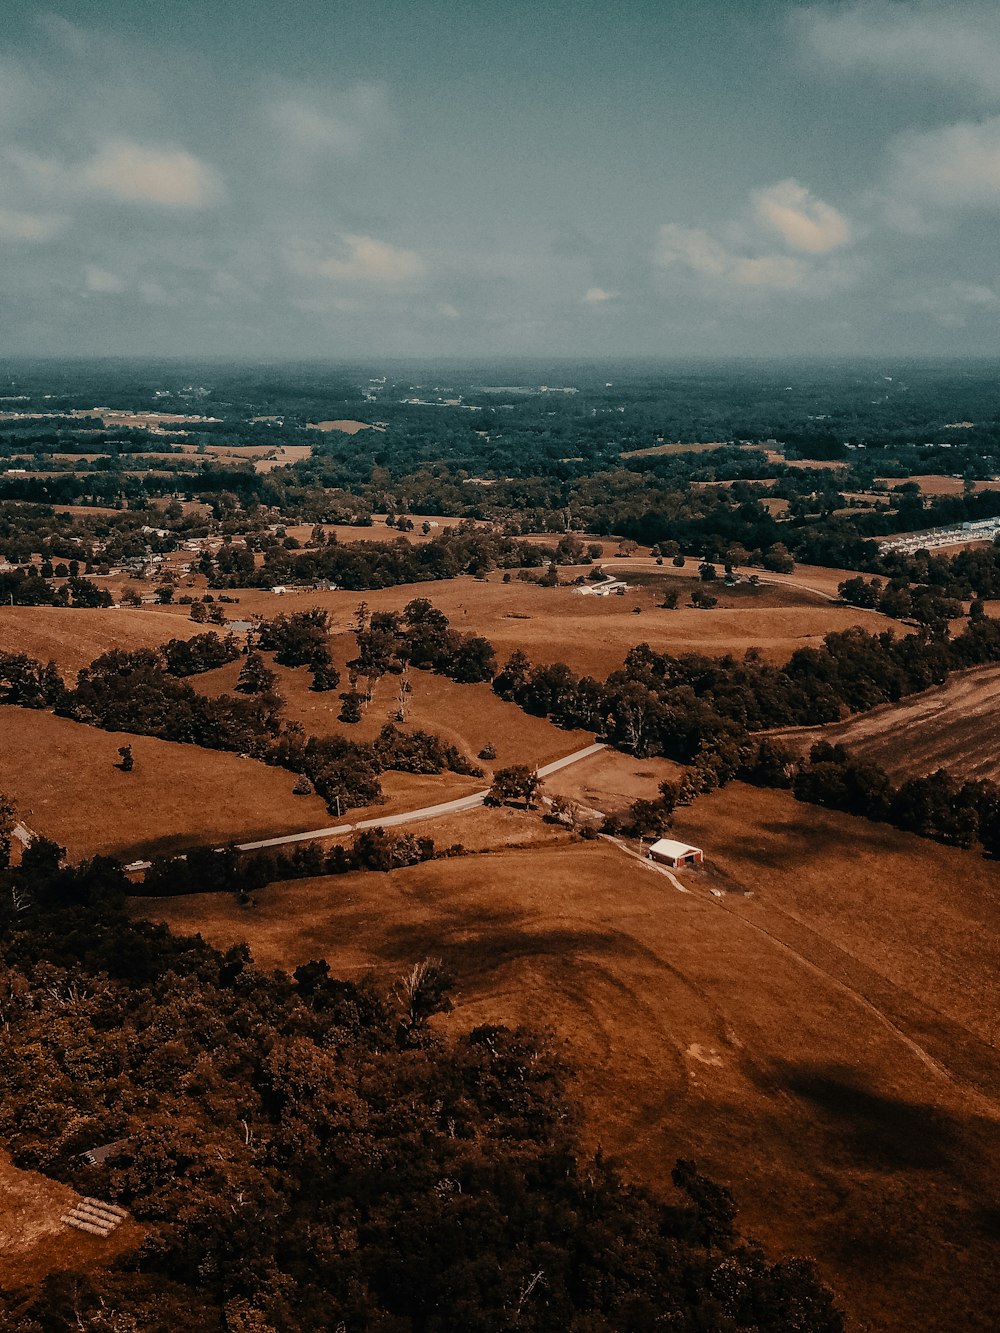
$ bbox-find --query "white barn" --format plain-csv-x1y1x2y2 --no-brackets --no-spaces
647,838,704,868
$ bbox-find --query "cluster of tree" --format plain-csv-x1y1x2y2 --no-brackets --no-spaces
840,575,965,630
256,607,340,691
791,742,1000,852
0,651,65,708
0,821,843,1331
161,631,241,677
350,597,497,690
203,523,555,591
137,826,444,898
490,615,1000,768
0,567,112,608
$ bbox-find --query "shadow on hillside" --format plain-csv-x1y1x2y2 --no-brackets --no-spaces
775,1062,957,1171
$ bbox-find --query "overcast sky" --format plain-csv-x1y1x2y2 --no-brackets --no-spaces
2,0,999,359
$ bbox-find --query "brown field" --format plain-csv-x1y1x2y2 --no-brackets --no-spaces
0,1150,141,1290
254,445,313,472
138,785,1000,1333
620,441,730,458
307,419,382,434
194,649,590,773
0,704,491,861
0,605,196,676
282,515,466,546
875,475,1000,497
770,663,1000,783
209,567,888,678
541,746,684,815
763,449,848,471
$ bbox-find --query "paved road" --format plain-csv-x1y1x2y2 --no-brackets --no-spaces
119,743,608,867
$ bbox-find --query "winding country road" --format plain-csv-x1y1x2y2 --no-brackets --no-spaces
117,743,608,869
236,742,606,852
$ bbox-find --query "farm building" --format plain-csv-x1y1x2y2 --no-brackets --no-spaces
647,838,704,868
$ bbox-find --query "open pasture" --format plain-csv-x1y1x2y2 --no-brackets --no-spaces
769,662,1000,783
222,566,889,679
0,705,488,862
0,604,196,676
0,706,343,861
139,786,1000,1333
194,648,591,773
307,419,382,434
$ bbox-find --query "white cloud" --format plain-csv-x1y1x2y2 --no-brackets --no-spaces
314,233,426,284
886,115,1000,214
656,225,731,277
268,100,361,155
267,82,390,157
583,286,617,303
139,279,172,305
752,179,851,253
0,208,63,241
655,224,808,290
81,140,223,208
794,2,1000,103
437,302,460,318
84,264,124,293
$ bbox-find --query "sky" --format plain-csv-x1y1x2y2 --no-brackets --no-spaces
2,0,1000,359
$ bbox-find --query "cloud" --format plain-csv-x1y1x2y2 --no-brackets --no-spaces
656,225,732,277
266,82,390,158
752,179,851,252
314,233,426,284
583,286,617,303
0,208,64,241
794,2,1000,103
886,115,1000,214
655,224,809,291
84,264,124,293
80,140,223,208
437,302,460,318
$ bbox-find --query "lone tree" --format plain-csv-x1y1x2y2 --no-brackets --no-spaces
338,690,364,724
236,651,277,695
117,745,134,773
486,764,540,809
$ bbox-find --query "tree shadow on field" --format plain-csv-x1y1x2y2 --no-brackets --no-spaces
775,1062,957,1171
751,813,890,868
376,901,636,991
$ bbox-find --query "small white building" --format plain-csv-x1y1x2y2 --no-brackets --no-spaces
648,838,704,868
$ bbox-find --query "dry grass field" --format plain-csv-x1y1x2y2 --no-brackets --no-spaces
0,707,319,860
0,605,196,676
282,515,466,546
307,419,383,433
138,785,1000,1333
194,649,590,773
0,1150,141,1290
619,441,729,458
206,566,887,679
0,705,492,861
254,445,313,472
770,663,1000,783
875,475,1000,497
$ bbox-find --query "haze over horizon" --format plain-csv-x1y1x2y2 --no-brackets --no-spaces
3,1,1000,360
